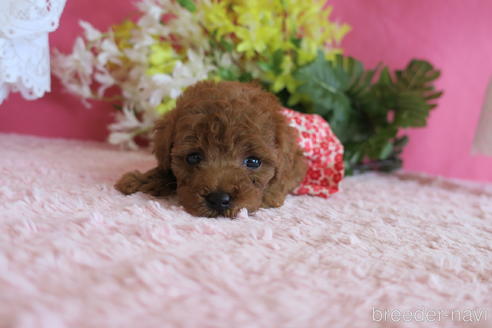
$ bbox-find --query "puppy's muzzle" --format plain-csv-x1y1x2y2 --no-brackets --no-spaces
205,192,232,212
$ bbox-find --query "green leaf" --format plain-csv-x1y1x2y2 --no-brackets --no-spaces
393,91,433,127
271,49,284,74
348,68,373,97
292,53,442,175
425,90,443,101
378,67,393,85
220,38,234,52
217,67,238,81
238,72,253,82
348,150,362,164
362,126,398,159
290,36,302,48
258,61,271,72
294,52,373,142
177,0,196,12
379,141,393,160
393,135,409,149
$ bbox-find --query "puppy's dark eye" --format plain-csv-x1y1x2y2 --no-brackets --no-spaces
243,156,261,169
186,153,202,165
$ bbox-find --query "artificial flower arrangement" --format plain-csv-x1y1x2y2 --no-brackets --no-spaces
53,0,442,174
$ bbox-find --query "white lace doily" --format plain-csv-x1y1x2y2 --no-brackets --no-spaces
0,0,66,104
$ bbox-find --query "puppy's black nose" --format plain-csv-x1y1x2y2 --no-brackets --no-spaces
205,192,232,211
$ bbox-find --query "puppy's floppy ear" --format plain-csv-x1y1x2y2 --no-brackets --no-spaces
262,114,307,208
153,109,178,170
114,109,178,197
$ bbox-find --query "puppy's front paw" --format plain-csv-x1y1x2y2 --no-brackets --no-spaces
114,171,145,195
115,167,176,197
261,193,285,208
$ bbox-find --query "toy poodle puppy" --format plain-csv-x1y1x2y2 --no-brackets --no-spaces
115,81,308,218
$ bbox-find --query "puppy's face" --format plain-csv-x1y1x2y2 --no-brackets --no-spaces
153,81,304,218
170,100,278,217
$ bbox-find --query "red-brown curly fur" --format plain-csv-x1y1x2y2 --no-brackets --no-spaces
115,81,307,218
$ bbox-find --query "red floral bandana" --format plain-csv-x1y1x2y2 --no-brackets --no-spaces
281,108,344,198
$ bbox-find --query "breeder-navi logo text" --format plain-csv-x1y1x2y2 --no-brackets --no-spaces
372,307,488,323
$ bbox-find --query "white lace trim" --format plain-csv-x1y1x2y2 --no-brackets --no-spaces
0,0,66,104
473,77,492,156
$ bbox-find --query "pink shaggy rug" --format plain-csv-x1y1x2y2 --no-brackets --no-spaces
1,134,491,328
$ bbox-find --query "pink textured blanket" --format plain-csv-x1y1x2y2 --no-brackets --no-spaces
1,134,491,328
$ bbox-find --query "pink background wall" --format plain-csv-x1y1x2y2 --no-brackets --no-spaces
330,0,492,182
1,0,491,182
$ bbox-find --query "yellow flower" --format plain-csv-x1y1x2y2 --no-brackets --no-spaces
325,48,344,61
298,39,318,65
202,1,234,39
155,98,177,115
197,0,351,93
147,42,179,75
112,20,136,50
334,24,352,43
